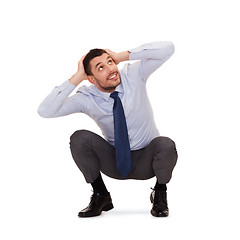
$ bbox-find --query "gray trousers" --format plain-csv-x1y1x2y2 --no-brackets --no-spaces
70,130,178,184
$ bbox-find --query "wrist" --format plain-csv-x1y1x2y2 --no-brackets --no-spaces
118,51,130,63
69,72,84,86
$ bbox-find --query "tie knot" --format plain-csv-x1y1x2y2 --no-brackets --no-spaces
110,91,118,99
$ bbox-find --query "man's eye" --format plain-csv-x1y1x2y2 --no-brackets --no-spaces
99,66,103,70
108,60,112,64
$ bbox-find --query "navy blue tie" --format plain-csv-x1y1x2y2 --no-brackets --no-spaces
110,91,132,177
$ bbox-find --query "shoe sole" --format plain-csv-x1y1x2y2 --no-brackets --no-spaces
151,209,169,217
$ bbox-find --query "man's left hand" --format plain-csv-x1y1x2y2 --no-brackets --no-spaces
105,49,130,65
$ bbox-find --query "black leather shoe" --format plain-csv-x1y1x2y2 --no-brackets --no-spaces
150,189,169,217
78,192,114,217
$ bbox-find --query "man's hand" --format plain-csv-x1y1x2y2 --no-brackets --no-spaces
105,49,130,65
69,55,88,86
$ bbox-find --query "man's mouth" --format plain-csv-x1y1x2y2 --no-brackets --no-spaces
107,72,118,80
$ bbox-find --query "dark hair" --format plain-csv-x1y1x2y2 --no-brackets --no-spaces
83,49,107,75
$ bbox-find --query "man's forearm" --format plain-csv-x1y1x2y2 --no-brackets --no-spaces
69,71,85,86
129,41,174,61
117,51,130,63
38,80,76,118
69,55,88,86
105,49,130,65
127,41,175,81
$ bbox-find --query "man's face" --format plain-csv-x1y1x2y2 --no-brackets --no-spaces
87,53,121,93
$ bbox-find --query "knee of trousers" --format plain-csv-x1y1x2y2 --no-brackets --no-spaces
69,129,92,149
152,137,178,183
153,136,177,153
69,130,100,183
152,136,178,167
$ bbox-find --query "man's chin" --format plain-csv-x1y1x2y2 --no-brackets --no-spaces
97,77,121,93
107,78,121,87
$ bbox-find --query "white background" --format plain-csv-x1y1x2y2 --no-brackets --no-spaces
1,0,239,239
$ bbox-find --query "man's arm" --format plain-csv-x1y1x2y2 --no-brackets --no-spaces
38,55,87,118
105,42,174,82
128,41,175,82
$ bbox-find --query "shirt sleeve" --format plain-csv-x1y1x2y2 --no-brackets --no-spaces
128,41,175,82
38,80,85,118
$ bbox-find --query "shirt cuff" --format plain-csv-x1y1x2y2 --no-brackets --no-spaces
55,79,76,95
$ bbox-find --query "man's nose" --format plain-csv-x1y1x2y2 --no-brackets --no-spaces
106,64,114,72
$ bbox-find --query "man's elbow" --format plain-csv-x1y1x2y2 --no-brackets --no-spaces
168,42,175,56
37,106,53,118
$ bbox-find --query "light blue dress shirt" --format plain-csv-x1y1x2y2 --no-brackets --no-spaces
38,41,175,150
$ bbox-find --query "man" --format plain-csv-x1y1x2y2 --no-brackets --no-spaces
38,41,178,218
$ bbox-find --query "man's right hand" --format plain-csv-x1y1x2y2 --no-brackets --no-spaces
69,55,87,86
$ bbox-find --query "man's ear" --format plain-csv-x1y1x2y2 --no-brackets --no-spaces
87,75,95,85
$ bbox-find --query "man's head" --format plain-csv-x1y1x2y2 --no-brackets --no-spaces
83,49,120,93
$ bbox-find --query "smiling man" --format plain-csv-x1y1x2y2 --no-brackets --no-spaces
38,41,178,217
83,49,123,92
